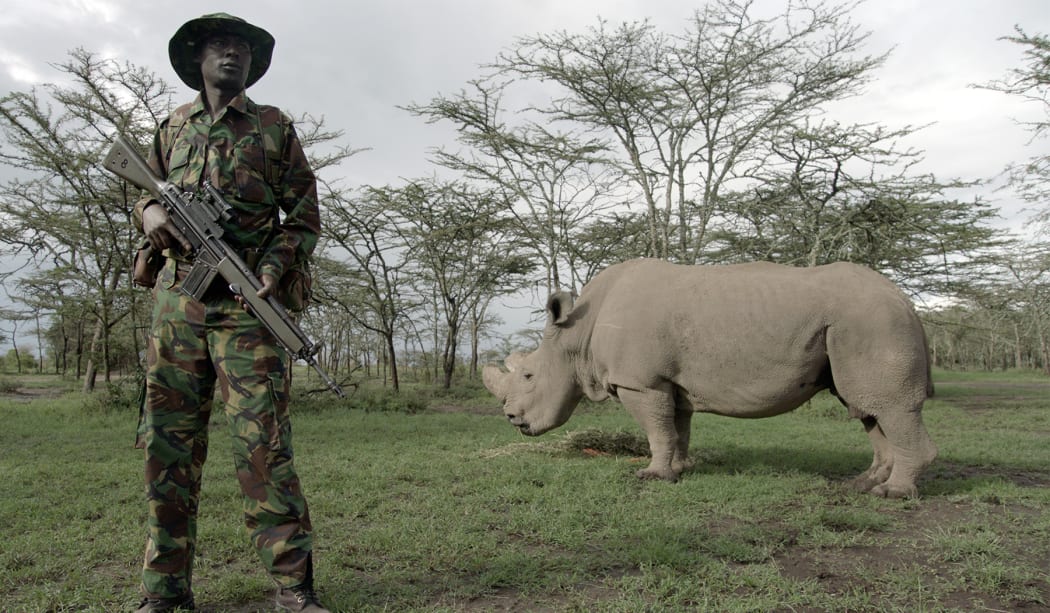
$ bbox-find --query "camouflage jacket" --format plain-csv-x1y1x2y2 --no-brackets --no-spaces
133,91,320,282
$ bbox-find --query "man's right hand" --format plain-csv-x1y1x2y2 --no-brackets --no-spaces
142,203,192,252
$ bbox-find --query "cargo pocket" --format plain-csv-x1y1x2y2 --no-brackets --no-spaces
165,142,195,190
265,371,293,460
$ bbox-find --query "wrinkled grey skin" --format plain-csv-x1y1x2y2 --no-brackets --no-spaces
483,258,938,498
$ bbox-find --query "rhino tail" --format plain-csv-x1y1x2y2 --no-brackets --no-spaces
923,325,935,398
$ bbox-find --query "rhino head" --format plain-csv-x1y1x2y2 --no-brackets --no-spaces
482,291,584,435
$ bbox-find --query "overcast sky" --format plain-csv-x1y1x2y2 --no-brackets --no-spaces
1,0,1049,330
2,1,1048,206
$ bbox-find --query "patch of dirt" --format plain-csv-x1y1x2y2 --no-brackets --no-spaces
429,404,502,416
775,497,1050,612
935,380,1050,412
0,386,65,403
926,461,1050,489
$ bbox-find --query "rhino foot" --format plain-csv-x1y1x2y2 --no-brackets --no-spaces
870,482,919,499
635,467,680,482
671,457,694,474
846,474,882,493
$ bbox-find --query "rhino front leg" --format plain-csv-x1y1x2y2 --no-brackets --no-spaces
617,386,680,481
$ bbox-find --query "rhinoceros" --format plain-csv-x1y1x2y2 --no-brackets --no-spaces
483,258,938,498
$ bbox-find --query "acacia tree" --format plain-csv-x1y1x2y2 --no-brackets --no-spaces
393,179,533,388
319,185,416,391
1000,248,1050,373
979,27,1050,226
924,251,1050,374
0,47,356,392
967,244,1050,373
919,27,1050,374
405,79,621,294
494,0,884,264
0,309,30,374
0,49,172,391
713,119,1008,296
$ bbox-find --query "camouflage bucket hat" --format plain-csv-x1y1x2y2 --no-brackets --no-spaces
169,12,275,90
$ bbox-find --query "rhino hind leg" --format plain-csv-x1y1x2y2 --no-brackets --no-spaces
840,399,936,498
866,408,937,499
671,406,694,474
848,416,895,493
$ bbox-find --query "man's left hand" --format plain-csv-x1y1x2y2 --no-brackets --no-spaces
235,273,278,313
257,273,278,299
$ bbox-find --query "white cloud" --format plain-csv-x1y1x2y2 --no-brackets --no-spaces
0,50,46,85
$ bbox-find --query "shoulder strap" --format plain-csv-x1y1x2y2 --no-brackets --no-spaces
254,104,287,190
162,103,194,169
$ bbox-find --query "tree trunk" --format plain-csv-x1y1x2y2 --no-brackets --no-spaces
442,324,458,389
384,332,400,392
11,343,22,375
1038,320,1050,376
1013,322,1023,370
81,316,104,393
34,312,44,374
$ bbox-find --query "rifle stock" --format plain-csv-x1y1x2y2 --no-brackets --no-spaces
104,134,346,398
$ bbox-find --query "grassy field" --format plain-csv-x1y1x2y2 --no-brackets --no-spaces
1,369,1048,612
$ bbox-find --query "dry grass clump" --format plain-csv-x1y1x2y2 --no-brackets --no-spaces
478,428,651,460
563,428,650,457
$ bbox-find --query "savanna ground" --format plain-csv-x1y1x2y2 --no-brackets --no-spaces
1,369,1048,612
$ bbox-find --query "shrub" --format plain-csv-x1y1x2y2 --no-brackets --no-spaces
0,377,21,394
291,385,429,415
347,387,429,414
82,378,143,415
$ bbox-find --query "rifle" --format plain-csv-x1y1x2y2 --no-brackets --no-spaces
104,134,346,398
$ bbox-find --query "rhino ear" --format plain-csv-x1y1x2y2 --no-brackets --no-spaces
546,291,575,326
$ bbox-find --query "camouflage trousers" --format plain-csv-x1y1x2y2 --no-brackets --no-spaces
139,261,313,599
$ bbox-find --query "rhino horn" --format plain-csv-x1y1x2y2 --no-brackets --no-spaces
482,364,509,401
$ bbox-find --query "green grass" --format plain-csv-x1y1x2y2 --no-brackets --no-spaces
1,372,1048,611
930,366,1050,383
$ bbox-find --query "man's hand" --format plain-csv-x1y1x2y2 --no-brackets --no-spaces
234,273,278,313
142,203,192,252
257,273,278,299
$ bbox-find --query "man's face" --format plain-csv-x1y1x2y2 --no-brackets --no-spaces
197,33,252,91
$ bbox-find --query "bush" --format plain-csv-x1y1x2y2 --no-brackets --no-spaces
0,377,21,394
347,387,429,414
291,384,429,415
428,378,492,402
81,378,143,415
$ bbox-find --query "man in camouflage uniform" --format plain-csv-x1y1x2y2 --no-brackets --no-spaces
132,13,329,613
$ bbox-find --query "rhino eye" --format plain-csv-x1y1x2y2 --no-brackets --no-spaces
523,372,533,381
